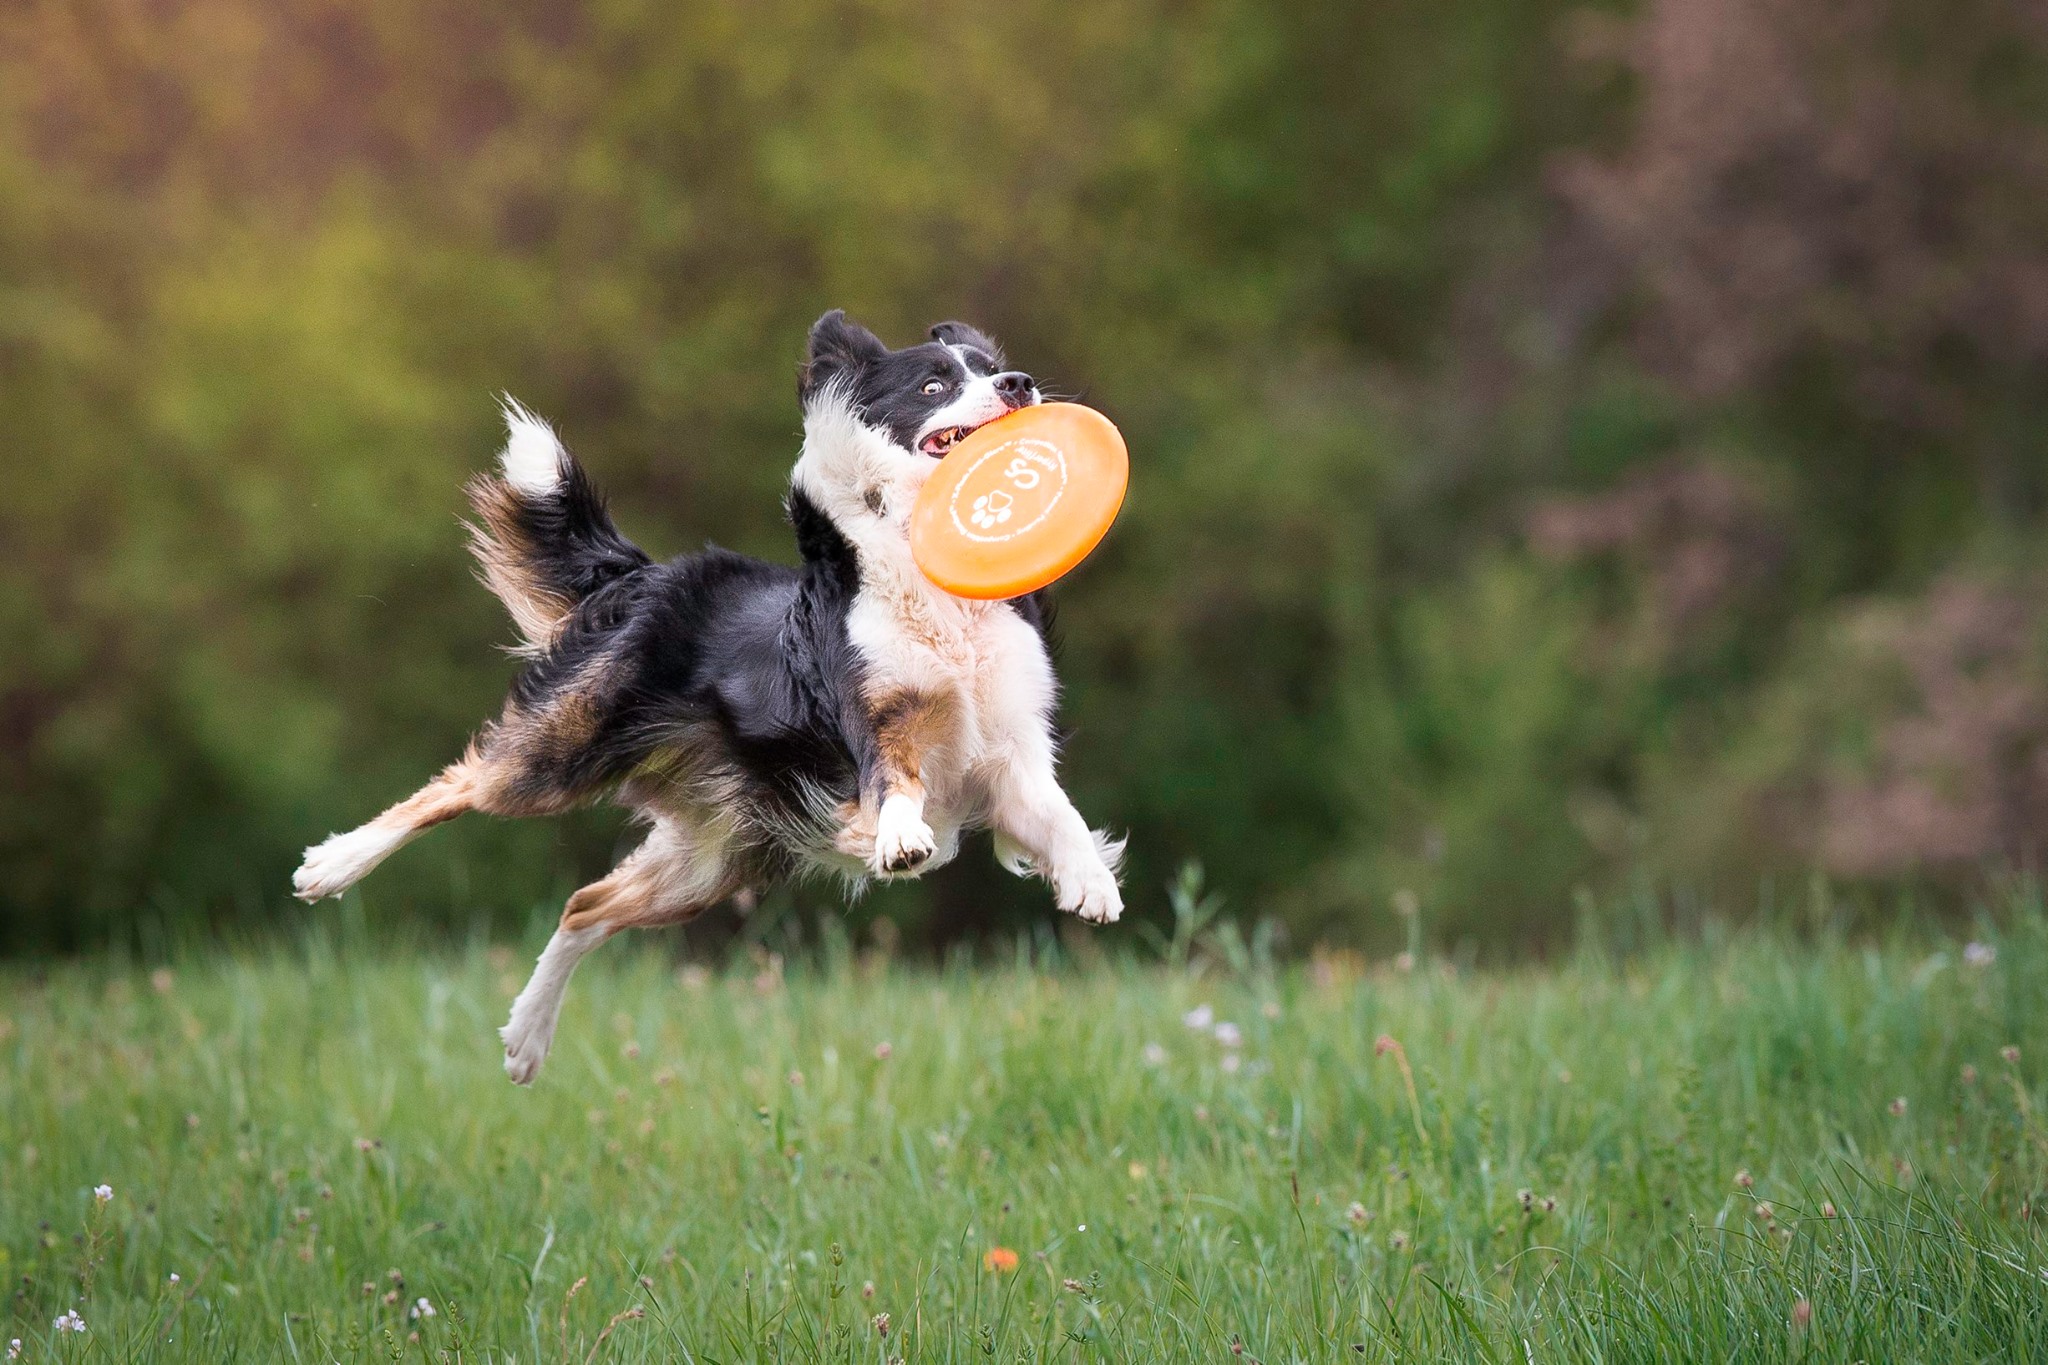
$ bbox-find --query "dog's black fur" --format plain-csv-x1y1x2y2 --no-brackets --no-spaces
802,311,1036,454
500,314,1044,877
298,312,1044,894
294,309,1125,1082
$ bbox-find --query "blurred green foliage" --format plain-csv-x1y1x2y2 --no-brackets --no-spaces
8,0,2048,952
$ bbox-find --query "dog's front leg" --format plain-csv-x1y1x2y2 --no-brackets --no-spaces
989,745,1124,924
857,690,947,876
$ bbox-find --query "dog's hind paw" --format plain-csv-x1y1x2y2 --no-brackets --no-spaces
292,827,398,902
499,1017,552,1086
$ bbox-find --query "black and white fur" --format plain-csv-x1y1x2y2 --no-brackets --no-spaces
292,311,1124,1084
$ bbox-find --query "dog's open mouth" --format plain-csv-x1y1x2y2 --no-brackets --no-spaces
919,422,987,458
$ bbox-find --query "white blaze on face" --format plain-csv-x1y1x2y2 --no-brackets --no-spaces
914,346,1036,456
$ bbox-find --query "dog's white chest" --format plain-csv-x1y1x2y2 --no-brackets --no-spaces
846,585,1053,757
791,399,1062,822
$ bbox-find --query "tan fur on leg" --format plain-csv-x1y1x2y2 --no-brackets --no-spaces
292,752,490,901
861,689,954,876
294,667,623,905
500,818,736,1083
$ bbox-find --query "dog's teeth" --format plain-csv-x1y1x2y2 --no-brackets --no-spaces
928,425,972,453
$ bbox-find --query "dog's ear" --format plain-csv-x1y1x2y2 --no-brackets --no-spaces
801,310,887,401
928,320,1003,363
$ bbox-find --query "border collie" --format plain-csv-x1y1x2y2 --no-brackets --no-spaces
292,311,1124,1083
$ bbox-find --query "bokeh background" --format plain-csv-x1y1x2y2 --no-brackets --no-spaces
8,0,2048,955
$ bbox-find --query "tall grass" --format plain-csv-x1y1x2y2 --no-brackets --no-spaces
4,893,2048,1360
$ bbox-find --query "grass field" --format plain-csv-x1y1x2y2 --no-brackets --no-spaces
6,899,2048,1362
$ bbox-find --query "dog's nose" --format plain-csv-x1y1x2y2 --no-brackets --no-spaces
994,371,1036,408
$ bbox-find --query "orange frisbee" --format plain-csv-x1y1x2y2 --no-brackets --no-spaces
910,402,1128,600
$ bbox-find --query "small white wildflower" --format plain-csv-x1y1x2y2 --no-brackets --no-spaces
168,1272,180,1285
92,1184,112,1203
53,1310,86,1333
1393,952,1416,973
1141,1042,1167,1066
1220,1052,1242,1074
1261,1000,1282,1019
7,1338,20,1360
410,1297,436,1320
1212,1021,1243,1049
1182,1004,1214,1031
1963,941,1996,968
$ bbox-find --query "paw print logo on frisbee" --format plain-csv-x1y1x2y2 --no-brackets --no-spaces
911,403,1129,600
948,439,1064,544
969,489,1016,529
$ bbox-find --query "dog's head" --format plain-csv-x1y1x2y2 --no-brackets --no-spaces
798,310,1040,458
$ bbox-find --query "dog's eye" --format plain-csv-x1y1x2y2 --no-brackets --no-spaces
922,379,946,395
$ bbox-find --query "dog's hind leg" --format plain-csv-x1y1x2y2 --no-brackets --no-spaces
500,816,738,1085
293,671,620,902
292,751,496,902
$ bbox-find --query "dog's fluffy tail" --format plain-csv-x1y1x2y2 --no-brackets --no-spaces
464,399,651,656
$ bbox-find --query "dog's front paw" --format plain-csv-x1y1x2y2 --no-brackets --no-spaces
1057,859,1124,925
870,794,935,876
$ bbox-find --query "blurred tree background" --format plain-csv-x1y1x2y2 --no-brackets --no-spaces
7,0,2048,954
